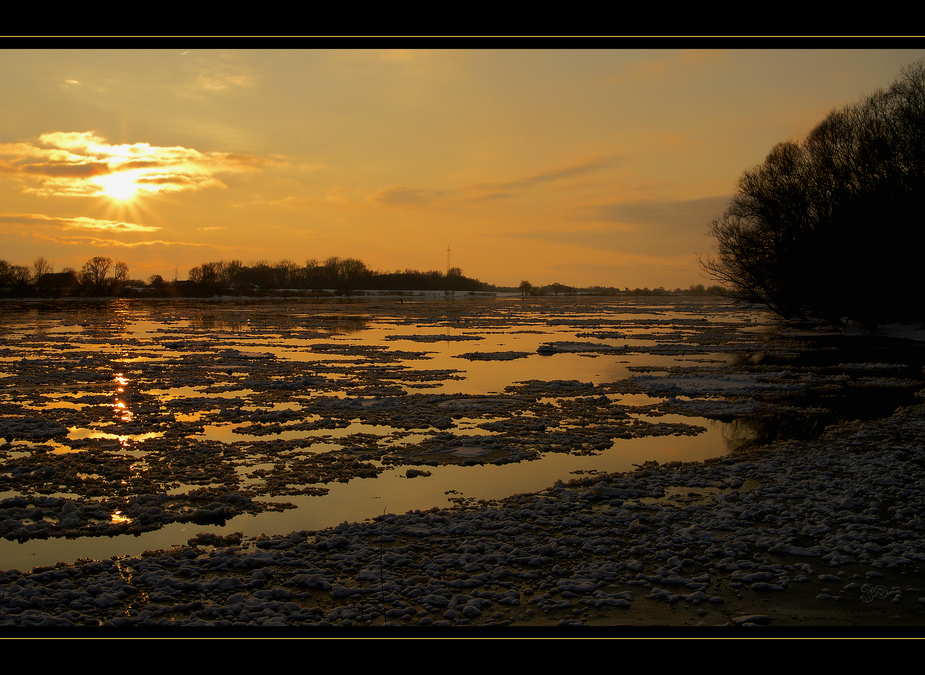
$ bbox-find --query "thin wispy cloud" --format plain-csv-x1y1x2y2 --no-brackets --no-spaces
61,216,161,233
482,155,622,191
503,195,734,258
577,195,732,228
21,224,213,252
472,155,623,198
31,233,212,250
188,51,256,93
370,186,450,208
0,212,160,233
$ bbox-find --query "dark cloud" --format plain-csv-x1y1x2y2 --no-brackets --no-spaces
20,161,110,178
470,191,517,202
474,154,623,193
579,194,731,228
136,174,195,187
119,160,162,170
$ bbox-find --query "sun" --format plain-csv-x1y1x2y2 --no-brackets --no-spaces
98,171,141,201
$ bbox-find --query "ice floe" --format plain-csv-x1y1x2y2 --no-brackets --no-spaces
2,296,925,628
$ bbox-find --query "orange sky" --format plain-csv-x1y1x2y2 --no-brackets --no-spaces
2,42,924,289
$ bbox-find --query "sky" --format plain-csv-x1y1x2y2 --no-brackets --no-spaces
2,41,924,290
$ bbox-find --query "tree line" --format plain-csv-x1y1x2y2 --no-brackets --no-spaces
185,256,485,294
0,255,488,298
701,61,925,328
517,280,724,298
2,253,726,299
0,255,130,298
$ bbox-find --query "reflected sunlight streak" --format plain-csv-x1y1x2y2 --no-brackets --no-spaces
113,373,134,426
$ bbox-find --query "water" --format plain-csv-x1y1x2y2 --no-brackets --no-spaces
0,294,805,571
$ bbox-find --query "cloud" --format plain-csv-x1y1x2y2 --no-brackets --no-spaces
28,231,210,250
61,216,161,233
369,186,449,208
0,212,160,233
474,154,623,194
3,215,206,253
19,161,110,179
355,155,623,211
0,131,270,199
503,195,733,258
189,52,256,93
578,194,731,228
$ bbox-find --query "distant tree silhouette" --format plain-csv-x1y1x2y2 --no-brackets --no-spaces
0,260,30,292
701,61,925,328
188,261,226,291
274,260,300,288
75,256,129,295
79,256,113,295
181,257,486,295
32,257,52,282
113,261,129,292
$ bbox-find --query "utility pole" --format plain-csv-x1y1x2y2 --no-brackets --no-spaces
446,245,451,275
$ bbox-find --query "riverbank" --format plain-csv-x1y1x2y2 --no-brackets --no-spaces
3,399,924,634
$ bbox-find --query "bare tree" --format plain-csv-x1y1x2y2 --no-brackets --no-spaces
80,256,112,295
33,256,52,282
189,261,224,288
113,261,129,291
701,60,925,327
273,259,300,288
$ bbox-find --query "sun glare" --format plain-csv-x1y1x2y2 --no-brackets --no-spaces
99,171,141,201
